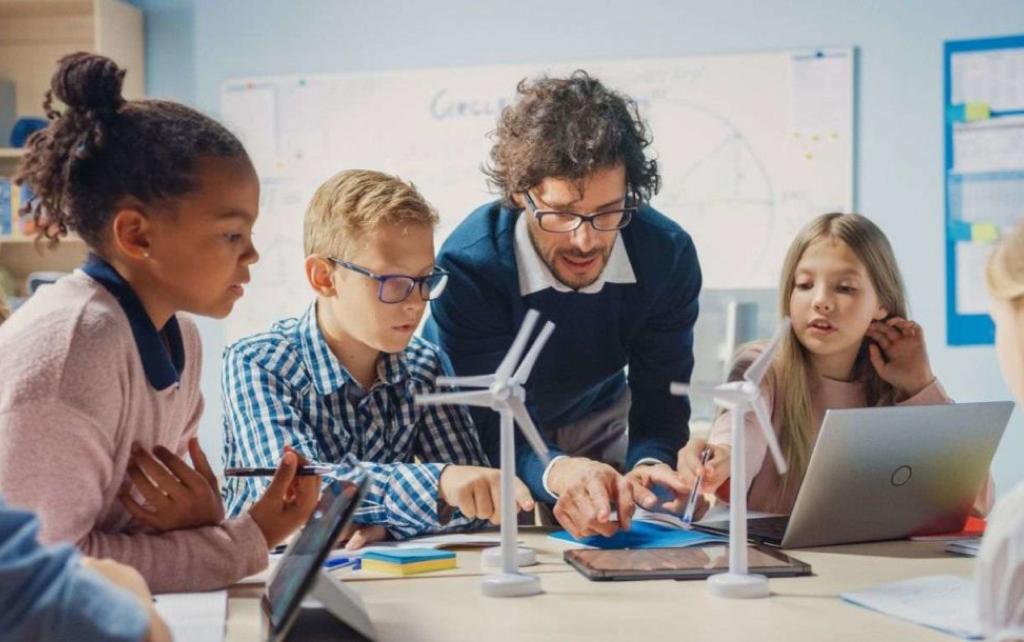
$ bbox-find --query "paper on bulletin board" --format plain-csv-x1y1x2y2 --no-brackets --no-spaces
791,51,851,141
951,47,1024,111
956,241,993,315
953,115,1024,173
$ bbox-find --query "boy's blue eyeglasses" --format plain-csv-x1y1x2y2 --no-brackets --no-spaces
329,258,450,304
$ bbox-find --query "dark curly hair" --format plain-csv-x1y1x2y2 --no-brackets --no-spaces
14,52,249,249
484,70,660,207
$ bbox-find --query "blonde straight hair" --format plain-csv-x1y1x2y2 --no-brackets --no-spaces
986,221,1024,303
770,213,909,494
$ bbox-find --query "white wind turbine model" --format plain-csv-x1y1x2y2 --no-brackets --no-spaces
670,318,791,599
416,309,554,598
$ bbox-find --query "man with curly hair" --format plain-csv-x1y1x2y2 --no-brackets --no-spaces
424,71,702,539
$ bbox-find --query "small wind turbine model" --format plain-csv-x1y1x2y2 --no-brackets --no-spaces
415,309,554,597
670,318,791,599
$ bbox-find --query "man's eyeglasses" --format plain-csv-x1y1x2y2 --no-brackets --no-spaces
329,258,449,304
524,192,636,233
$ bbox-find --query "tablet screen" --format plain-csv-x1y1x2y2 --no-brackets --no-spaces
267,474,365,633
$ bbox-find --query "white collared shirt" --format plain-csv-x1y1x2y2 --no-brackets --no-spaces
513,211,636,297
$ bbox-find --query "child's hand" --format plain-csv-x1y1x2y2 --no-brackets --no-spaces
341,525,389,551
118,438,225,532
438,465,535,524
676,439,731,493
81,558,172,642
248,449,321,548
866,317,935,399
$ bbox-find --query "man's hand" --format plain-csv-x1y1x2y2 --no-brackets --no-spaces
623,462,692,514
547,457,634,539
118,438,225,532
438,465,535,524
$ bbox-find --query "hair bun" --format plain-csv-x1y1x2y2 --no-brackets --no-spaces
51,52,126,115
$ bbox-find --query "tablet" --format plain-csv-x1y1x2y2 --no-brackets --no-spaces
564,545,812,581
263,471,370,642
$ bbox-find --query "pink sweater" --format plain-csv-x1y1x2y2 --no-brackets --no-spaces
708,345,994,515
0,270,267,593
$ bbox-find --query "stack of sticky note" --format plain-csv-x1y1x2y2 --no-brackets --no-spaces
361,548,457,576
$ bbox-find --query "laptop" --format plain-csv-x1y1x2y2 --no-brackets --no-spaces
262,470,376,642
695,401,1013,549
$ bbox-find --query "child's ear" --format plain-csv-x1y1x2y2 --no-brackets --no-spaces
110,206,152,260
874,306,889,321
304,256,337,296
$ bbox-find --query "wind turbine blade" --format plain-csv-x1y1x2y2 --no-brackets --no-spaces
513,321,555,383
744,318,792,385
436,375,494,388
670,381,722,397
496,310,540,380
415,390,494,409
669,382,690,396
752,397,787,474
507,397,550,466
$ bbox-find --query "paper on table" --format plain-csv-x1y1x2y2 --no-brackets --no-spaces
152,590,227,642
841,575,982,640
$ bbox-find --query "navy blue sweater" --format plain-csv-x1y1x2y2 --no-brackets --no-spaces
423,201,701,502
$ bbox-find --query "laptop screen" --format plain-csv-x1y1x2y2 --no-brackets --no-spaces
266,473,366,634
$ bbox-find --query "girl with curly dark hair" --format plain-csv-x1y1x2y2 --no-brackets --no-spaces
0,53,318,594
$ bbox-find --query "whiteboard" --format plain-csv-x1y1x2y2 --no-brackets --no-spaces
221,50,854,341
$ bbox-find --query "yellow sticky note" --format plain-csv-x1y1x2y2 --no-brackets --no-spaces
965,102,991,122
971,222,1000,244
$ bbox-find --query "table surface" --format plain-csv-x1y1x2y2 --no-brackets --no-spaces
225,528,975,642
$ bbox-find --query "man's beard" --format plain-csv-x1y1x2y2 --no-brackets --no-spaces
530,232,611,291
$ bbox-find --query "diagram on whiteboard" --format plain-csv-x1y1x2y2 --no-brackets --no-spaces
221,50,853,341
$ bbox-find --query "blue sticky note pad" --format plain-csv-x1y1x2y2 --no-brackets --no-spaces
362,548,456,564
550,521,727,549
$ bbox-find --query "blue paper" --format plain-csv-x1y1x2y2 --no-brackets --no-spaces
362,548,456,564
550,520,727,549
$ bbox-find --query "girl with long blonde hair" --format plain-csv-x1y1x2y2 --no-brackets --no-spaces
678,212,992,515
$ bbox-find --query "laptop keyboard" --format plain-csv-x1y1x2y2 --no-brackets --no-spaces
701,516,791,544
747,516,791,542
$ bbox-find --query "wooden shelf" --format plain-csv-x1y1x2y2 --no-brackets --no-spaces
0,235,87,295
0,148,25,160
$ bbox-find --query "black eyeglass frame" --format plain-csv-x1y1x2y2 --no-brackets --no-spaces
523,191,637,233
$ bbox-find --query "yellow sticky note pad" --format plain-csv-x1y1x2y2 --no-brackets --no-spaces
965,102,991,122
971,222,1000,244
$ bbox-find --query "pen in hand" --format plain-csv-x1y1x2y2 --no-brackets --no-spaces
224,465,333,477
682,447,712,528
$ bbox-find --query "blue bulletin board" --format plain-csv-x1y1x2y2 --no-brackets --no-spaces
944,35,1024,346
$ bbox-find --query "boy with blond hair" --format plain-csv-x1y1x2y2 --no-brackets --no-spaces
222,170,533,545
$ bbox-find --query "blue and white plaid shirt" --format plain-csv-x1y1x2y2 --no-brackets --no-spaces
221,303,490,538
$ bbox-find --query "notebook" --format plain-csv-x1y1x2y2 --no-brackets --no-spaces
841,575,982,639
550,519,727,549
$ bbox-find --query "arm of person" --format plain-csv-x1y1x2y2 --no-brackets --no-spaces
0,402,270,594
222,342,490,539
625,234,701,469
0,498,156,642
414,348,535,532
423,250,566,501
